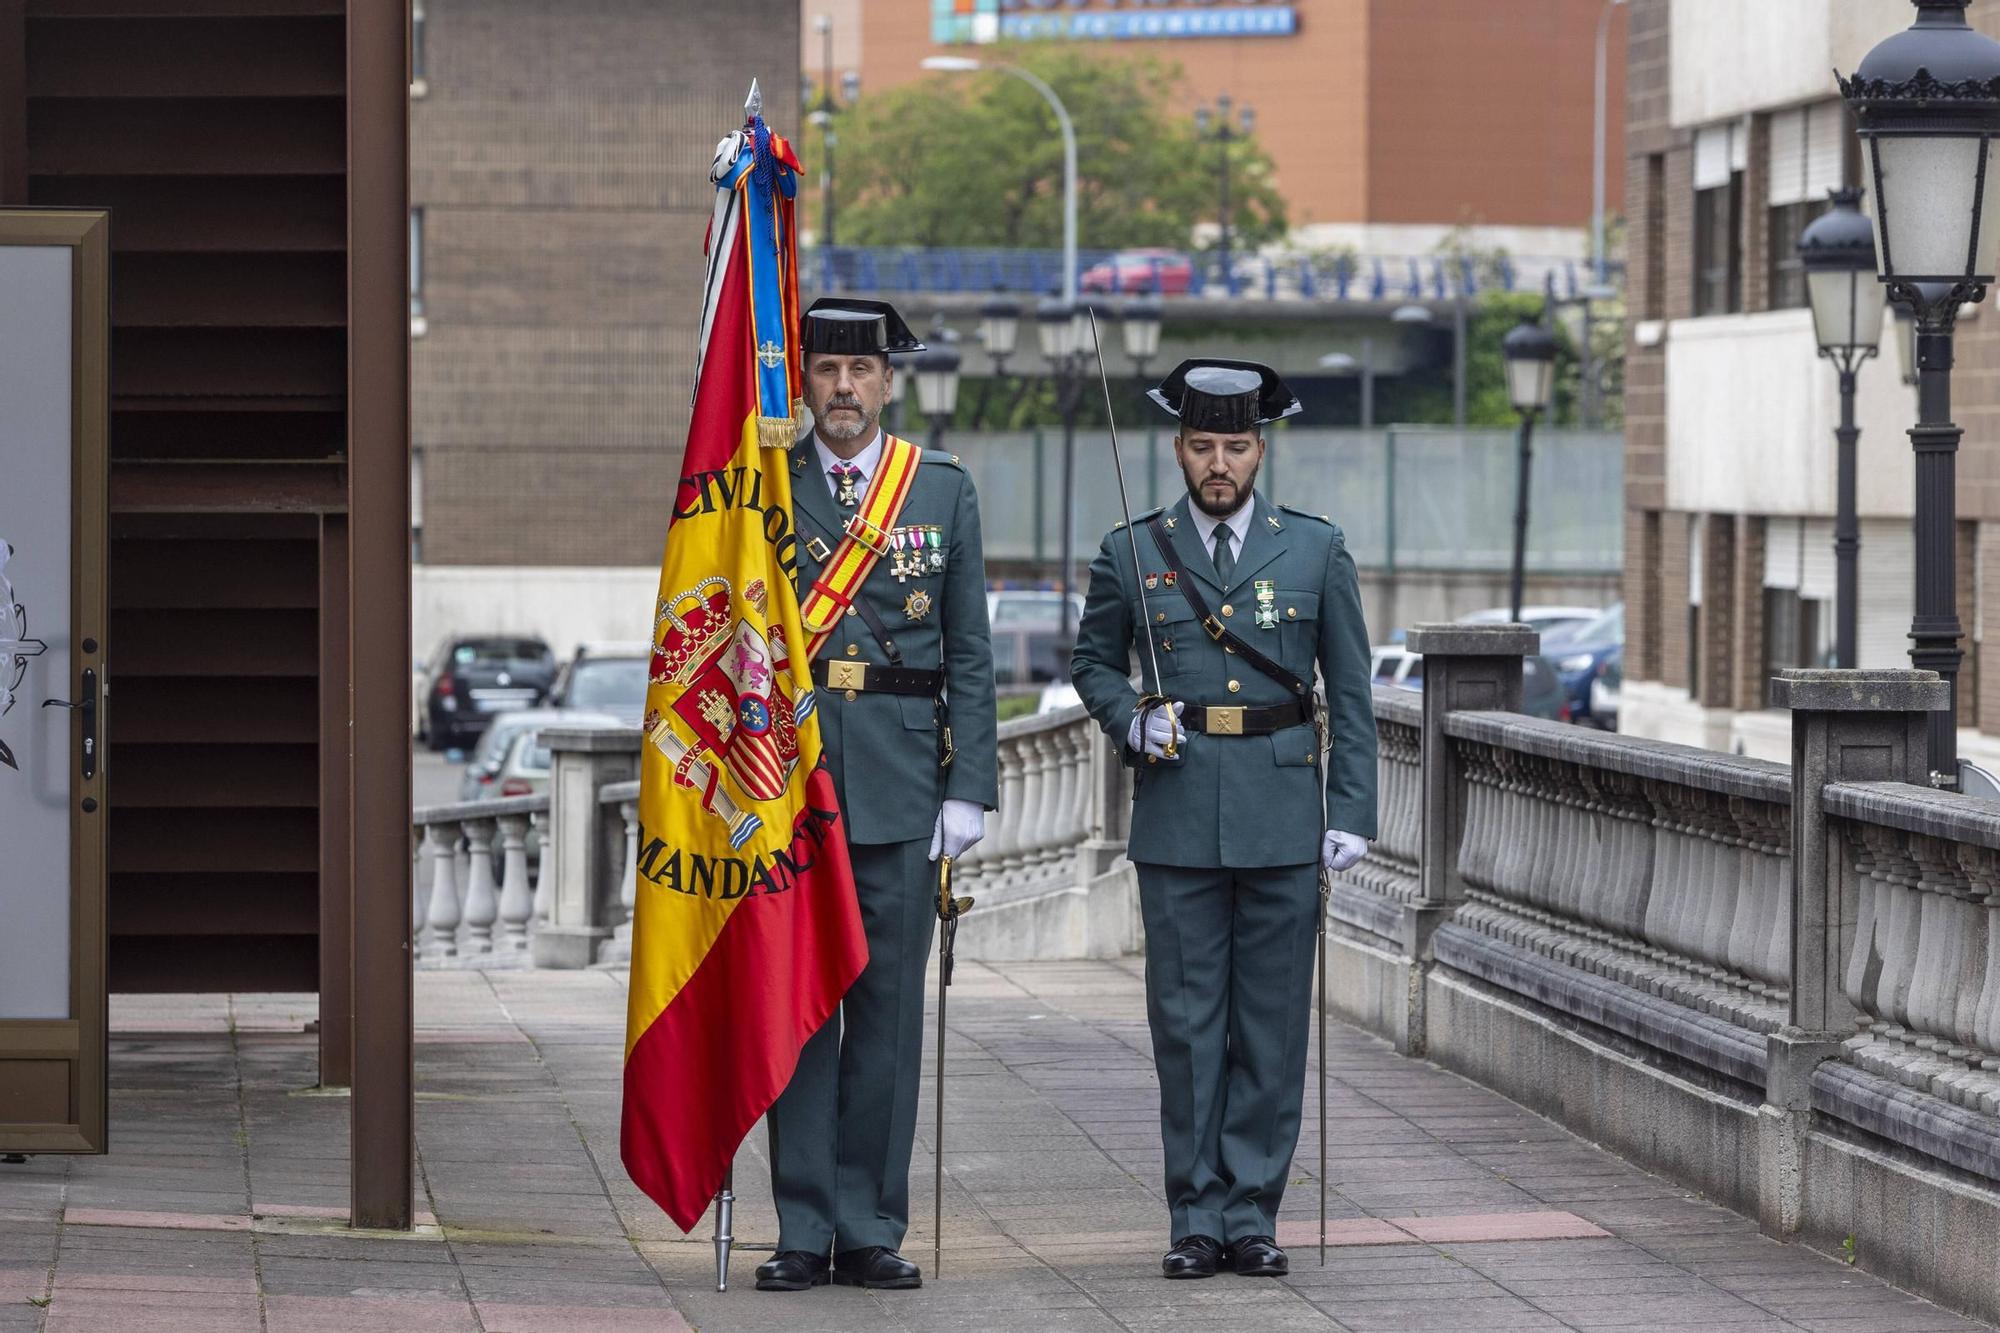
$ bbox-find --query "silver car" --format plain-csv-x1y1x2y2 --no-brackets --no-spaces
458,707,620,802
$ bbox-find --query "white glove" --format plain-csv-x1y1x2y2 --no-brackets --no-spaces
1322,829,1369,873
1127,701,1186,760
929,798,986,862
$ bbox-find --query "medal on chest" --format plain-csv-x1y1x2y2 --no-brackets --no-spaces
1254,579,1278,630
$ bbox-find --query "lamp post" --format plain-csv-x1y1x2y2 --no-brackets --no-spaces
1392,301,1466,429
1121,294,1164,505
1194,94,1255,296
1797,187,1886,671
912,336,963,452
1319,339,1377,429
1839,0,2000,786
1501,314,1558,624
810,15,837,248
924,57,1077,305
1592,0,1629,288
1037,298,1088,640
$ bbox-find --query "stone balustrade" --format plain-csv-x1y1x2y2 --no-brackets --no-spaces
410,794,549,968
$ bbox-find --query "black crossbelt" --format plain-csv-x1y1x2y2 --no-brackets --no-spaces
811,659,942,696
1144,517,1311,703
1175,697,1313,736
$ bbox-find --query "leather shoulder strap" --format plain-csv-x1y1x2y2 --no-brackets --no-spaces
1145,516,1309,701
799,435,922,660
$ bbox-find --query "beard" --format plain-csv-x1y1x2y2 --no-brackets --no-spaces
1184,462,1259,518
814,394,876,443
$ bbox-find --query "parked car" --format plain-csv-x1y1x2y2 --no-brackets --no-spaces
458,707,621,802
423,635,557,752
987,589,1087,631
494,716,627,798
1079,248,1193,295
1457,604,1604,647
547,642,650,725
1547,603,1623,727
1588,643,1622,730
993,626,1071,689
1372,642,1568,721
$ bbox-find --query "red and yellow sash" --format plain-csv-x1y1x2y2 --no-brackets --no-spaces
799,434,922,659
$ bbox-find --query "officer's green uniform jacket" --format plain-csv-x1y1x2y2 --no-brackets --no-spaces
785,434,1000,839
1071,491,1377,865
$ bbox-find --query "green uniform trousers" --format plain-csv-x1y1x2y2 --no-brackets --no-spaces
766,837,936,1255
1136,859,1321,1243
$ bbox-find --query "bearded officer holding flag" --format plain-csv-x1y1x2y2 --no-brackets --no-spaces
1070,359,1378,1280
754,298,999,1294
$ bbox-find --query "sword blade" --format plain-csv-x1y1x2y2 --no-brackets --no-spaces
1084,307,1168,696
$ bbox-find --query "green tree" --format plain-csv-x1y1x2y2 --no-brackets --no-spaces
804,44,1287,252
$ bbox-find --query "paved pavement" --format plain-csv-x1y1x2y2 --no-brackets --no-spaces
0,960,1989,1332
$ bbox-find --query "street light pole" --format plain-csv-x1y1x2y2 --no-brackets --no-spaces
1798,187,1884,671
815,14,836,249
923,57,1077,305
1195,96,1253,298
1502,315,1558,623
1840,0,2000,786
1592,0,1628,288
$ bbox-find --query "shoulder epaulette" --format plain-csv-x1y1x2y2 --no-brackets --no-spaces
1113,505,1166,532
1278,503,1335,527
920,449,967,471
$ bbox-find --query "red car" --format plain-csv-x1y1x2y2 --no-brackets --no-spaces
1080,248,1193,295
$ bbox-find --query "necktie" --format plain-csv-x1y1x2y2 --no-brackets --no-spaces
830,463,860,508
1212,526,1234,586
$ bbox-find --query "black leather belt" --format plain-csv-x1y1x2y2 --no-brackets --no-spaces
813,659,942,697
1174,697,1312,736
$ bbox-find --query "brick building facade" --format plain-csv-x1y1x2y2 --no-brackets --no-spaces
1618,0,2000,763
410,0,798,568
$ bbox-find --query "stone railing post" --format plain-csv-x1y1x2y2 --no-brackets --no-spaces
495,812,534,952
533,726,642,969
1383,622,1535,1054
1760,667,1950,1238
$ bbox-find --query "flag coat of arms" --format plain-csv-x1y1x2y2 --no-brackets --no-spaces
620,103,867,1232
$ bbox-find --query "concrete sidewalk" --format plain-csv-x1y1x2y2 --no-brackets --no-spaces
0,960,1988,1332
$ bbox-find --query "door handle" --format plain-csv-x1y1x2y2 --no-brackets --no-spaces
42,667,98,781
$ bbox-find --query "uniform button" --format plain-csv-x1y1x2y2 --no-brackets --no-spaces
1156,612,1166,623
1221,604,1234,618
1287,607,1297,618
846,606,857,618
844,689,857,702
846,644,860,657
1228,680,1241,693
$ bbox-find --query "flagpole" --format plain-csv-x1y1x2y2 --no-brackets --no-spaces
713,1167,735,1291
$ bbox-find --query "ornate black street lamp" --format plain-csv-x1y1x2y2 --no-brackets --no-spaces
1501,314,1558,624
1798,187,1886,670
1839,0,2000,785
912,337,962,452
1037,298,1087,639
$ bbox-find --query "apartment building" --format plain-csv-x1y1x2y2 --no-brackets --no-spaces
1620,0,2000,764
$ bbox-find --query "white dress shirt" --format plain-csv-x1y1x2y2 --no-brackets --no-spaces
1186,494,1256,576
814,429,884,502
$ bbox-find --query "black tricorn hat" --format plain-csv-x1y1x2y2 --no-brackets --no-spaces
800,298,926,356
1146,358,1301,433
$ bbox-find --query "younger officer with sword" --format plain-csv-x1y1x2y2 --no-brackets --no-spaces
1071,359,1378,1279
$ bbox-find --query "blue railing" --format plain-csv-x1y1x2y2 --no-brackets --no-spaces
803,246,1602,302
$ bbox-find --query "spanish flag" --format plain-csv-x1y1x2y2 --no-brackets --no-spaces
620,101,867,1231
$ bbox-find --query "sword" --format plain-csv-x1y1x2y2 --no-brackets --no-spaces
1084,307,1178,760
933,854,973,1277
1313,707,1334,1265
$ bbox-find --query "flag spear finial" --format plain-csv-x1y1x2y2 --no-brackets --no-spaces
745,79,763,121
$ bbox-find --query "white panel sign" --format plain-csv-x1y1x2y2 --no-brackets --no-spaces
0,245,73,1020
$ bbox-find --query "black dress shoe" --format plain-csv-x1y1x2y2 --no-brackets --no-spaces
1227,1235,1288,1276
1161,1234,1224,1279
832,1246,922,1289
754,1250,829,1291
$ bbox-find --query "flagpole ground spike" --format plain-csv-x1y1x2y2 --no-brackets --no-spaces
714,1168,736,1292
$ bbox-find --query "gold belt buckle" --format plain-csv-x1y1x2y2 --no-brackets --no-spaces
825,660,868,691
1207,705,1245,735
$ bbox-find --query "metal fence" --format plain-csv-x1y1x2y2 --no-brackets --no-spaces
951,425,1625,575
804,246,1598,303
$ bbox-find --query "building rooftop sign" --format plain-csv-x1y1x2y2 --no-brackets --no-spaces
932,0,1298,45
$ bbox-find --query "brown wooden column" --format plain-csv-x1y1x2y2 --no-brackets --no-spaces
318,513,353,1090
347,0,413,1230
